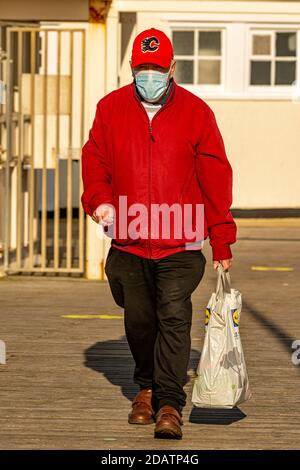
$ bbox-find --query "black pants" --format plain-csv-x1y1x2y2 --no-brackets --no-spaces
104,246,206,415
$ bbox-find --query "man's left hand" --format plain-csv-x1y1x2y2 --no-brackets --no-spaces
213,259,232,271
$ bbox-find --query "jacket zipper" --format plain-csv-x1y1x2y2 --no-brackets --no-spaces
148,124,153,257
133,87,174,258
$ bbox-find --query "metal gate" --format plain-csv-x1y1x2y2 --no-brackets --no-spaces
0,24,86,274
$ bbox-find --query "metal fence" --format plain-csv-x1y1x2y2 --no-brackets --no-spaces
0,24,86,274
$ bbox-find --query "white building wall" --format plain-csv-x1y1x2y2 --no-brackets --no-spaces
115,0,300,209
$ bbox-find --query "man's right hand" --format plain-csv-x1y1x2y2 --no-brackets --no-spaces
213,259,232,271
92,204,115,226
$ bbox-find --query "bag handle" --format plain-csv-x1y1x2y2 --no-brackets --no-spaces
215,263,231,300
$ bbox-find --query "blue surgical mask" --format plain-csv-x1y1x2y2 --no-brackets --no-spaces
134,69,170,103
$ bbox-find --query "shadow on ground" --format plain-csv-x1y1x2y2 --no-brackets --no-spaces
84,336,246,425
84,335,200,402
189,407,246,425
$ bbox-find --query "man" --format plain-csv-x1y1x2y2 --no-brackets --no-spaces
81,27,236,440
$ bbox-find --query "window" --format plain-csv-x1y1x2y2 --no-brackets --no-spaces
250,31,297,86
168,23,300,98
172,29,223,85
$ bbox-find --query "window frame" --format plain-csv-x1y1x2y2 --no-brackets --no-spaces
247,27,299,93
168,21,300,100
171,26,226,93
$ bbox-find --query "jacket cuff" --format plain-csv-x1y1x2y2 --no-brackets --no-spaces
211,243,233,261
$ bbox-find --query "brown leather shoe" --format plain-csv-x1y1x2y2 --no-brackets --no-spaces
128,389,155,425
154,405,183,439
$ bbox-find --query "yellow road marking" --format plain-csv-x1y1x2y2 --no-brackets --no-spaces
251,266,294,272
62,314,124,319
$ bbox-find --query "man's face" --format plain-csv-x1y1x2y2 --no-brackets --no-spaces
130,60,176,79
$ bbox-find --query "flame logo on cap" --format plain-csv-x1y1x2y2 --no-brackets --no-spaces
141,36,160,53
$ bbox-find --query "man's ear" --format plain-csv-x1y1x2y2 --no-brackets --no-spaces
129,60,137,79
168,60,176,79
171,60,176,79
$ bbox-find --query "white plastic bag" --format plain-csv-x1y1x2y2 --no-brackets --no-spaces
192,264,252,408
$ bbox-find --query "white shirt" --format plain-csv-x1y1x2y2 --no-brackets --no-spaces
141,101,162,121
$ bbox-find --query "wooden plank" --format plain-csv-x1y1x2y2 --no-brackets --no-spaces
0,224,300,449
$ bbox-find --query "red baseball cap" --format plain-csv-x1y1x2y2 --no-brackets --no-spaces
131,27,174,69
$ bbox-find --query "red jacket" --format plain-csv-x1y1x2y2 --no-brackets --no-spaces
81,79,237,261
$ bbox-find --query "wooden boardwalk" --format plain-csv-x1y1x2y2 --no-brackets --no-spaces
0,220,300,450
